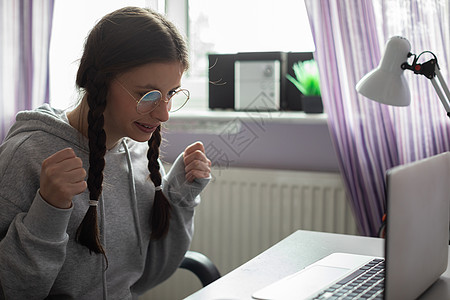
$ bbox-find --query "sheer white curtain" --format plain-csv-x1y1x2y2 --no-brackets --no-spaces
305,0,450,236
0,0,54,142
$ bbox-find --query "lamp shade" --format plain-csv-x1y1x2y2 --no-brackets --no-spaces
356,36,411,106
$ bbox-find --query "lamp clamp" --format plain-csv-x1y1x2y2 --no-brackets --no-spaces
401,51,438,79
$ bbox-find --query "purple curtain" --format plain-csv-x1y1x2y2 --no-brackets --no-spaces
0,0,54,142
305,0,450,236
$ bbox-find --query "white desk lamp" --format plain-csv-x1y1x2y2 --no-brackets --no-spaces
356,36,450,117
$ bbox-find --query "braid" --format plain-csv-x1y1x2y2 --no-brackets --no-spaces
75,67,108,264
147,125,172,239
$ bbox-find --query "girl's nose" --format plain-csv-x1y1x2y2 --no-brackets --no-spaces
150,100,170,122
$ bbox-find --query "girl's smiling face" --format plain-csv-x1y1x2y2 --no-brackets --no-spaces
103,61,184,149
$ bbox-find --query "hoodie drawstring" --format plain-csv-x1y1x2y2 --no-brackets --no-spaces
99,139,143,300
100,193,108,300
123,139,144,255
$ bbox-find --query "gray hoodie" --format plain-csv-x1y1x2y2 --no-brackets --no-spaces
0,104,209,299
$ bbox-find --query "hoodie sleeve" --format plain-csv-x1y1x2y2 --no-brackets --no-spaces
162,153,211,208
0,129,74,299
0,191,73,299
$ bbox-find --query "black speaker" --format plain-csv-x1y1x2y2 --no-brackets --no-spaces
208,53,236,109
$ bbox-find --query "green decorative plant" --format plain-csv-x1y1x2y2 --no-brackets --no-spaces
286,59,321,96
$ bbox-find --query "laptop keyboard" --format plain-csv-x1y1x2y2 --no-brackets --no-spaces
312,258,385,300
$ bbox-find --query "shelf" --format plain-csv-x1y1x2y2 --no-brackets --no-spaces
168,109,328,125
165,109,328,134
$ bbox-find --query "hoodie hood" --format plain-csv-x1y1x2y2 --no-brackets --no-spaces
4,103,89,152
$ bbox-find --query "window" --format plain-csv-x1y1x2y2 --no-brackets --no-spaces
49,0,314,111
182,0,315,110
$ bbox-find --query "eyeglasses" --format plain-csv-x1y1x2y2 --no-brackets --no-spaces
116,80,190,114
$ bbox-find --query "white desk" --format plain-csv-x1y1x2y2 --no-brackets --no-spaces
185,230,450,300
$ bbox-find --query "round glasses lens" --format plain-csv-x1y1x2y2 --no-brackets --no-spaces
137,91,161,113
169,90,189,112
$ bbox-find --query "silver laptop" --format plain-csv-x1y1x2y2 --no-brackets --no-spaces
253,152,450,300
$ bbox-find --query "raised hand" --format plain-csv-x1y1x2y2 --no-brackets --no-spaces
183,142,211,183
39,148,87,209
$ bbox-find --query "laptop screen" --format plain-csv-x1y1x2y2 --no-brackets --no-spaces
384,152,450,299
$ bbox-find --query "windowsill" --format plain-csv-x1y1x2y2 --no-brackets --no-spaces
168,108,328,125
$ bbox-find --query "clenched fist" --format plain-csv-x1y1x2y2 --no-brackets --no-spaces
183,142,211,182
39,148,87,209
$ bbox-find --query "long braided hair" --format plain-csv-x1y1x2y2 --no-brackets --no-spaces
74,7,189,256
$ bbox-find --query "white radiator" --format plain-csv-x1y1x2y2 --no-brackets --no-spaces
141,167,358,300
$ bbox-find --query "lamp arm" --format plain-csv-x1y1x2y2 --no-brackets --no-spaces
431,65,450,113
430,75,450,115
